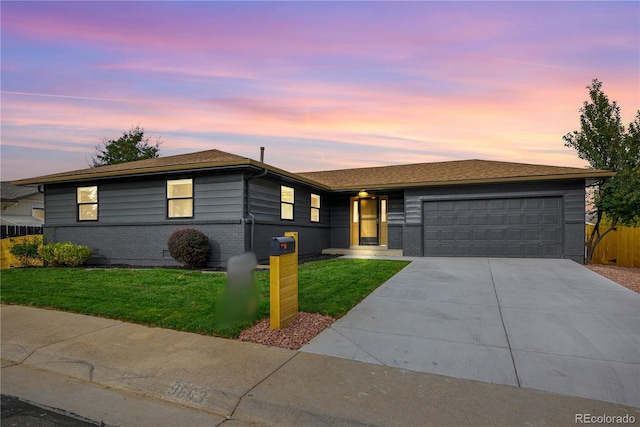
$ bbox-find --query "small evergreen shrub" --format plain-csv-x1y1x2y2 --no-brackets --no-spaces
38,242,93,267
9,236,43,267
167,229,210,269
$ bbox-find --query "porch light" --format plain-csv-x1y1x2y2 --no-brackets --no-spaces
358,189,369,197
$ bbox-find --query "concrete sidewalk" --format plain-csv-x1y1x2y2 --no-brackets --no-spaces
2,305,638,426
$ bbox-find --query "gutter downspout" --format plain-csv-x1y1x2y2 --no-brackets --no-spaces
246,168,268,252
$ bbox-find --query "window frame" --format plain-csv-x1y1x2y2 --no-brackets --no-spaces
310,193,320,223
77,186,98,222
280,185,295,220
167,178,194,219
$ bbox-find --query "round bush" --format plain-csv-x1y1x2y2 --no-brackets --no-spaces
167,229,210,269
38,241,92,267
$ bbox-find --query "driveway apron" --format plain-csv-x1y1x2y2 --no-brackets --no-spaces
301,257,640,407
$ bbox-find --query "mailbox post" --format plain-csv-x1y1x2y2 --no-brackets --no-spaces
269,231,298,329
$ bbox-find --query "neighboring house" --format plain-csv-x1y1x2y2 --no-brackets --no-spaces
1,182,44,226
11,149,613,266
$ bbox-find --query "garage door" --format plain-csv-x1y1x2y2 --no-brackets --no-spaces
423,197,563,258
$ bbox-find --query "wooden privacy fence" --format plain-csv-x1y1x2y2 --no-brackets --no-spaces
1,225,43,239
586,224,640,268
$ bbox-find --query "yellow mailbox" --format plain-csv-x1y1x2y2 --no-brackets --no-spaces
269,231,298,329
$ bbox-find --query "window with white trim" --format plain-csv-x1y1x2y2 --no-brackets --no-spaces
281,185,294,220
77,186,98,221
167,179,193,218
311,194,320,222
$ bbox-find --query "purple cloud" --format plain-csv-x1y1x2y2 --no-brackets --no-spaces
1,1,638,181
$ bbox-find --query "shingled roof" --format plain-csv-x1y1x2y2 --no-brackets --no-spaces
11,149,253,185
12,148,614,189
1,182,41,200
298,159,614,190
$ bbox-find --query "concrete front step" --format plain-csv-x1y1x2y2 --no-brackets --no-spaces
322,247,403,256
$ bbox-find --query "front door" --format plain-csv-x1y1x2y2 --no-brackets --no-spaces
359,198,378,245
349,195,388,247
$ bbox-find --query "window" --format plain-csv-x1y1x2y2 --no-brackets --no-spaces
353,200,359,223
167,179,193,218
381,199,387,223
32,207,45,221
281,185,294,220
311,194,320,222
77,186,98,221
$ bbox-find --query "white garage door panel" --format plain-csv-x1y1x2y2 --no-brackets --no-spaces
423,197,563,258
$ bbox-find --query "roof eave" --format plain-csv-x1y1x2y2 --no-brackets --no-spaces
328,171,616,191
10,160,253,186
10,159,332,191
248,162,331,191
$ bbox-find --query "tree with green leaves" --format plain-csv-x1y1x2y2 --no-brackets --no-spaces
90,125,161,167
563,79,640,263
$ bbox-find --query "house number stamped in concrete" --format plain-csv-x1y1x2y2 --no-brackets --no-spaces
165,381,212,406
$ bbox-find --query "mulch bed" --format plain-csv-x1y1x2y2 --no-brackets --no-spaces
584,264,640,294
238,312,335,350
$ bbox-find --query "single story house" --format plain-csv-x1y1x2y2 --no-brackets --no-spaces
12,149,613,266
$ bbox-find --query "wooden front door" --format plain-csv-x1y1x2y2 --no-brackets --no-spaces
349,195,389,246
359,198,378,245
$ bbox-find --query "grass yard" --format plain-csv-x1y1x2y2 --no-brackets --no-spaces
0,258,409,338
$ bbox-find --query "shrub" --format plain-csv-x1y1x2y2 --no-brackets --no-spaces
38,242,93,267
9,236,43,267
167,229,210,269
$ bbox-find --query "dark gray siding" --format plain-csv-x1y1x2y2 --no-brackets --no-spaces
194,175,244,219
44,186,77,225
403,180,586,263
563,187,588,262
248,177,331,261
248,177,330,224
247,178,280,221
45,174,244,226
42,169,587,265
43,173,246,267
328,194,350,248
387,191,405,249
252,224,330,263
99,179,166,222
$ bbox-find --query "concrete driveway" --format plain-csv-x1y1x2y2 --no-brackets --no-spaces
301,258,640,407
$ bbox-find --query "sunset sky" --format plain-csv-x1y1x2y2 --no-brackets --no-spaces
1,1,638,182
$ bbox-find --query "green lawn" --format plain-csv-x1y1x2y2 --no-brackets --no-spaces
0,259,409,338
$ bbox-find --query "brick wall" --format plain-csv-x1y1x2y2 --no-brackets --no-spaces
402,224,422,256
46,221,245,267
388,224,403,250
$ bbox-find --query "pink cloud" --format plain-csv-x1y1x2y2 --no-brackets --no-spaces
2,1,637,182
